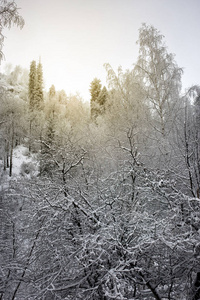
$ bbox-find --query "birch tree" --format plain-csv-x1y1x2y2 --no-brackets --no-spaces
135,24,183,137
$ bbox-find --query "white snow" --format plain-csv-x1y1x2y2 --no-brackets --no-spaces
0,145,38,191
11,145,39,178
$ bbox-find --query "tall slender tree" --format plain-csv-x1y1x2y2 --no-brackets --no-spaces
98,86,108,114
28,60,37,110
35,59,44,109
90,78,102,120
135,23,182,136
28,59,44,110
49,84,56,101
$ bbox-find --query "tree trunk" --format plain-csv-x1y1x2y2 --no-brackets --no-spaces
6,141,10,169
3,139,6,171
139,271,162,300
9,121,14,177
190,272,200,300
29,119,32,152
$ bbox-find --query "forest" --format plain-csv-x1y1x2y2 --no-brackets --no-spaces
1,2,200,300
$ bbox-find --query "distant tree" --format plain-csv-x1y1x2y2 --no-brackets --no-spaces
135,23,182,136
46,84,57,121
3,64,29,89
58,89,67,103
90,78,102,120
34,59,44,109
28,60,44,110
28,60,37,110
0,0,24,62
28,60,44,152
3,62,12,75
48,84,56,101
45,85,57,146
103,63,148,144
89,79,108,119
97,86,108,114
7,65,22,85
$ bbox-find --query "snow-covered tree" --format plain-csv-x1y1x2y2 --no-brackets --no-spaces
90,77,102,120
0,0,24,62
28,60,44,111
28,60,37,110
34,59,44,110
135,23,183,136
48,84,56,100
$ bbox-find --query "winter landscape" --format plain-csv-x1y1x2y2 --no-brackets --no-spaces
1,0,200,299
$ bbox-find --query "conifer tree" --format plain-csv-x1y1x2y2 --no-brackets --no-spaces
90,79,108,119
28,60,37,110
49,84,56,101
28,60,44,110
98,86,108,114
90,78,102,120
35,60,44,109
46,85,56,142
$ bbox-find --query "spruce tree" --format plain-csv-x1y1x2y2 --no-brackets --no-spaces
28,59,44,110
46,85,56,141
98,86,108,114
28,60,37,110
35,60,44,109
90,78,102,120
90,79,108,119
49,84,56,101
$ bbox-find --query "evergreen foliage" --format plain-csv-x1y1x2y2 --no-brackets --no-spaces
98,86,108,111
49,84,56,100
28,59,44,110
28,60,37,110
90,78,107,119
35,60,44,109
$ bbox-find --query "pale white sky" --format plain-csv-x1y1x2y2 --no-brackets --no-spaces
1,0,200,100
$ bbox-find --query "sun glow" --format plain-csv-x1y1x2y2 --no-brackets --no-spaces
42,56,108,101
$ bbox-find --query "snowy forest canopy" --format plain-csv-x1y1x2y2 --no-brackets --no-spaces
1,5,200,299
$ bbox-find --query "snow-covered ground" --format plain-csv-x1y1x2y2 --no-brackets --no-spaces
12,145,39,177
0,145,39,187
12,145,39,178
